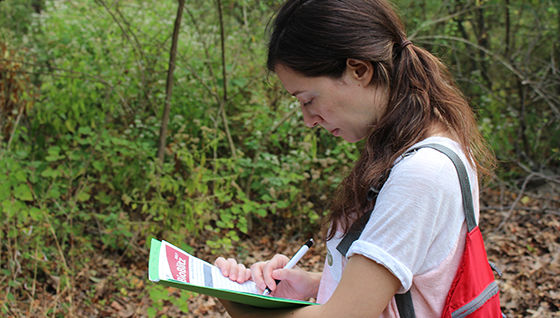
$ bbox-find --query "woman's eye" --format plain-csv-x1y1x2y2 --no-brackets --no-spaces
303,99,313,106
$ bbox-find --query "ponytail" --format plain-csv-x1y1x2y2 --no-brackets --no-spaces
326,42,495,239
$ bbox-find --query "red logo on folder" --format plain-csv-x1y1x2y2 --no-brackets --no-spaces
165,244,190,283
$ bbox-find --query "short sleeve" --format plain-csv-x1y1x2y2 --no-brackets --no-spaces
345,140,477,293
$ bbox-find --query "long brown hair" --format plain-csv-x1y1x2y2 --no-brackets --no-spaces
267,0,495,239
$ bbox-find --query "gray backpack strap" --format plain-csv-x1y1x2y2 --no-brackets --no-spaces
335,210,372,257
335,143,476,318
395,292,415,317
415,143,477,232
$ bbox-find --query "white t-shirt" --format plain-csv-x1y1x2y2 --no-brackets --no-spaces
316,137,479,317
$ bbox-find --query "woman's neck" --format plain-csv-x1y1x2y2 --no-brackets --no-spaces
425,123,457,142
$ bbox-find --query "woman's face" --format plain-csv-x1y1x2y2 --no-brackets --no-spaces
275,62,389,143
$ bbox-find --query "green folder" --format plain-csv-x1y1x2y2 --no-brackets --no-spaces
148,238,317,309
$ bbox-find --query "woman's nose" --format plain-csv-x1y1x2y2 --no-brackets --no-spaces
301,106,321,128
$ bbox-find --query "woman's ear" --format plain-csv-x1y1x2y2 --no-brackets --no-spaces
346,58,374,85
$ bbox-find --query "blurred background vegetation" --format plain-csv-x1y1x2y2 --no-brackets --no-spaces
1,0,559,316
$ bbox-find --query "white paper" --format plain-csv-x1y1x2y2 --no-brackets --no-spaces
158,240,259,294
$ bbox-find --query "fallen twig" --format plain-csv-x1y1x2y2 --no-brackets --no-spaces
495,172,537,232
481,205,560,215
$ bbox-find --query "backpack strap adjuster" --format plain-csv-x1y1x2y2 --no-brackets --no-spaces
366,187,380,201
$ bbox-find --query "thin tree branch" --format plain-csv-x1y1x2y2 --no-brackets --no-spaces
157,0,185,164
216,0,237,159
481,206,560,216
415,35,560,119
495,172,537,232
185,6,219,89
409,5,479,40
6,102,25,151
94,0,156,114
516,162,560,185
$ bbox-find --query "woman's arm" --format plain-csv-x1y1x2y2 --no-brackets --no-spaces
222,254,400,318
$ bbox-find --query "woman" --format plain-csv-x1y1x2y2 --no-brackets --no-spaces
215,0,496,316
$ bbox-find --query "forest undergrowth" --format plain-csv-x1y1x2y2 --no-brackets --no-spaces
1,0,559,317
3,185,558,318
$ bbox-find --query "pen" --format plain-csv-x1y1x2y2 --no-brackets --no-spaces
263,238,314,296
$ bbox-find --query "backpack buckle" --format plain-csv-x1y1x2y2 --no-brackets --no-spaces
489,261,503,277
367,187,380,201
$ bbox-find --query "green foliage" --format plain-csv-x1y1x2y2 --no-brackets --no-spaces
146,284,168,317
399,0,560,174
0,0,360,314
0,42,35,144
0,0,42,36
146,284,190,317
1,0,558,315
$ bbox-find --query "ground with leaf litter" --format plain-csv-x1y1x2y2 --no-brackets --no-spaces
5,185,559,317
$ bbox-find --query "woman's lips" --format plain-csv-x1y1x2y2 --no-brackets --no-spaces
330,128,340,136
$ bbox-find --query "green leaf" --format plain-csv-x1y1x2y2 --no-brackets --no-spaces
238,218,248,234
3,200,18,218
121,194,132,205
147,307,157,318
0,183,10,201
29,207,43,221
76,191,90,202
92,160,104,172
46,146,64,162
65,119,76,133
13,170,27,182
277,200,289,209
256,208,267,217
41,167,60,178
14,184,33,201
47,186,61,199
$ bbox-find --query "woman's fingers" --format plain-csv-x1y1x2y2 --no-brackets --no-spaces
250,262,267,291
215,254,293,287
215,257,229,275
229,259,251,283
227,258,239,281
214,257,251,283
262,260,277,291
251,254,289,292
237,263,251,283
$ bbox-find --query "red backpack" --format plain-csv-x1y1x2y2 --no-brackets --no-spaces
336,143,503,317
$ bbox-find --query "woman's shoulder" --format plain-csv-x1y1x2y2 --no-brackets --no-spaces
388,137,471,192
397,136,467,168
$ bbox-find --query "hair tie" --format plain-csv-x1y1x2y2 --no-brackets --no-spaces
401,40,413,50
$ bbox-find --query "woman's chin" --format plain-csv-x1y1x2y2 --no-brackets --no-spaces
342,134,363,143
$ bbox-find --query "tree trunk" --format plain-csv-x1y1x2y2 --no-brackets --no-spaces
217,0,237,159
504,0,510,57
157,0,185,165
474,4,492,89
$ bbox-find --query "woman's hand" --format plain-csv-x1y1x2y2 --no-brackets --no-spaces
214,257,252,284
251,254,321,300
215,254,321,301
